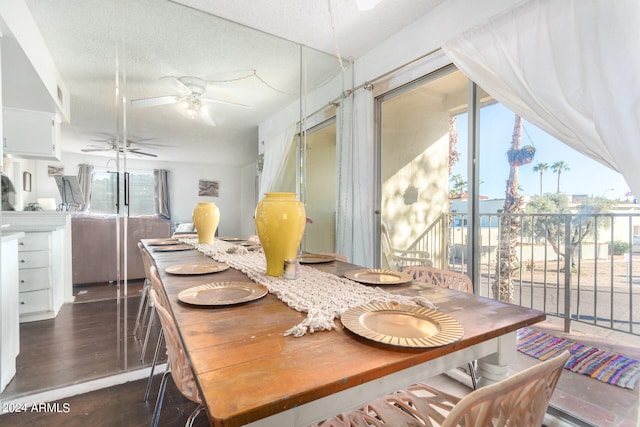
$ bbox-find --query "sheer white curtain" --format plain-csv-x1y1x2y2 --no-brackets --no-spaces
77,163,93,211
258,123,297,199
336,89,375,267
443,0,640,197
154,169,170,218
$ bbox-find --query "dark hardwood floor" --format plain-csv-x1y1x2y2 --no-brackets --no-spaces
0,278,206,425
1,280,165,399
0,375,209,427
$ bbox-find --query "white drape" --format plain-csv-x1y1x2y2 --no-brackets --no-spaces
154,169,170,218
258,123,297,199
77,163,93,211
443,0,640,198
336,89,375,267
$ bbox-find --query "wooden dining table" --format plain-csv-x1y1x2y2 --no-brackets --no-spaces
145,240,545,427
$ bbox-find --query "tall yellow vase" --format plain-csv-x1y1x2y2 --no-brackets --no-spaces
192,202,220,244
255,192,305,276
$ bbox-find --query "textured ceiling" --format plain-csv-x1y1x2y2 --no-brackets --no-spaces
171,0,445,60
15,0,444,166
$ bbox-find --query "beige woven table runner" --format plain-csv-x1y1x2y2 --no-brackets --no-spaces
180,238,436,337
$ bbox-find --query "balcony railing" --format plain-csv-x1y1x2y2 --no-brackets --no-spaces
408,212,640,336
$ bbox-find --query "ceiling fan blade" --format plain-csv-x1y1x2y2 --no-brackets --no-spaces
198,107,216,127
201,96,249,108
130,95,179,107
159,76,191,93
81,148,111,152
127,149,158,158
131,141,164,148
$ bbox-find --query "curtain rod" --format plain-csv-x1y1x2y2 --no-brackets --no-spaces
313,47,443,116
303,47,442,122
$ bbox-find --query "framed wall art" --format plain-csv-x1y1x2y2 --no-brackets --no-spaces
198,179,220,197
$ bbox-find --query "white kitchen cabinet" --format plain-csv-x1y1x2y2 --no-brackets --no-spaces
17,230,65,322
3,107,61,160
2,212,73,322
1,232,23,393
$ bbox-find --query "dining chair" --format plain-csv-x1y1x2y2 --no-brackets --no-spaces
133,242,152,339
136,243,159,364
148,288,204,427
403,266,471,293
313,349,570,427
403,265,478,389
134,244,168,403
380,222,432,270
143,266,171,403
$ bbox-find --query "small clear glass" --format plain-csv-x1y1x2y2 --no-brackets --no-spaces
283,258,298,280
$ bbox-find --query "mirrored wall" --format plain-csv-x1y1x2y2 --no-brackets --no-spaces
1,0,341,399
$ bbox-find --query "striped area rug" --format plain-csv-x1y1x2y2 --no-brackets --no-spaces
517,327,640,389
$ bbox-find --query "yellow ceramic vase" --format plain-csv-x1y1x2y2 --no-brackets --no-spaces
192,202,220,244
255,192,306,276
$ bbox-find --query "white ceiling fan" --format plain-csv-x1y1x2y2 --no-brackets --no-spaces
130,76,249,126
81,137,158,158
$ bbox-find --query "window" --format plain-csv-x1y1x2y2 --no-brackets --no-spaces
89,171,156,215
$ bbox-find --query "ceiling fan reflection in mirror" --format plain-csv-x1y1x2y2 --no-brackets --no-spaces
130,76,249,126
81,138,158,158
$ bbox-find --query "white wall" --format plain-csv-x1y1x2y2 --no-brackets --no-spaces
256,0,519,263
261,0,518,136
240,162,257,238
0,0,70,119
25,152,248,237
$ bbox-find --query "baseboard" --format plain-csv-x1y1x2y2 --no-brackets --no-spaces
0,363,167,414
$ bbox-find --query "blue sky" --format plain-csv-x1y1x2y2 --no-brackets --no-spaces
450,103,631,201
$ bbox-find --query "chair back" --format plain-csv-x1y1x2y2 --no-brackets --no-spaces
403,266,472,294
137,242,155,279
148,266,171,314
380,222,432,270
380,222,400,270
149,289,201,404
441,349,569,426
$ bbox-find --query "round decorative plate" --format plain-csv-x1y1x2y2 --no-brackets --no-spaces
151,244,193,252
341,302,463,348
178,282,268,306
147,239,179,246
299,254,335,264
218,237,246,242
165,262,229,275
344,269,412,285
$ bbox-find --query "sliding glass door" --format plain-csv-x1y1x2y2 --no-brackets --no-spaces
302,119,337,254
377,66,469,269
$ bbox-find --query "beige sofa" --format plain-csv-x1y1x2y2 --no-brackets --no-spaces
71,214,171,284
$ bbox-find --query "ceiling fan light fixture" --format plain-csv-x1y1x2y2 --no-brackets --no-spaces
182,97,201,117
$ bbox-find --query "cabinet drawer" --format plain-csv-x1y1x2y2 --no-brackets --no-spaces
18,267,51,292
18,251,50,269
19,289,51,315
18,233,50,252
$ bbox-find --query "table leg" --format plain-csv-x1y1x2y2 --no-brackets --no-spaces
476,331,517,386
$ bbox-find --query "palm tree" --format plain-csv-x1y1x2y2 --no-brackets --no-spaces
449,173,466,198
495,114,529,303
532,162,549,196
448,116,460,173
551,161,570,193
